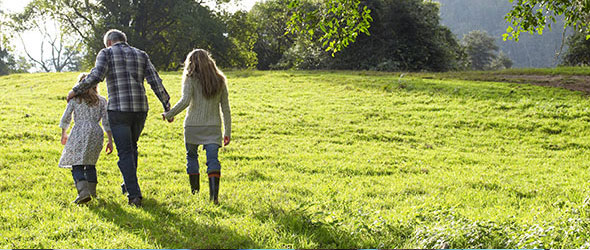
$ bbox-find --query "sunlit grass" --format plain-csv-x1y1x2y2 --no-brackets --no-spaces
1,70,590,248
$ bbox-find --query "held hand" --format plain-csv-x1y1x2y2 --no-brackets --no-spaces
223,136,230,146
105,141,114,155
61,134,68,145
66,90,76,102
161,113,174,123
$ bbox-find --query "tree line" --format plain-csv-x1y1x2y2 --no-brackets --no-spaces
0,0,588,75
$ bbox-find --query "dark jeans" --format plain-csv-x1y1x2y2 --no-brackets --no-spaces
186,143,221,174
71,165,97,183
108,111,147,199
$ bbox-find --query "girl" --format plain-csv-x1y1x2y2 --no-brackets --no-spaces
164,49,231,205
59,73,113,204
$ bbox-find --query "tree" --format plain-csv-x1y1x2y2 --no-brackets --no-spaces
249,0,296,69
562,32,590,66
15,20,82,72
0,2,32,75
221,11,258,69
490,51,513,70
327,0,467,71
462,30,499,70
504,0,590,41
14,0,250,70
437,0,566,68
286,0,373,55
0,45,32,75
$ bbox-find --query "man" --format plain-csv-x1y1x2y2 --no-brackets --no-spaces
67,29,172,207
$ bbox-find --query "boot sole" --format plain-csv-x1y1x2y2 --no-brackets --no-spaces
74,196,91,204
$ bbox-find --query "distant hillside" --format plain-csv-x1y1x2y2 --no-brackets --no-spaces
436,0,569,68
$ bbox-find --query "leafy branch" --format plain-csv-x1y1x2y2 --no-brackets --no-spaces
286,0,373,55
504,0,590,41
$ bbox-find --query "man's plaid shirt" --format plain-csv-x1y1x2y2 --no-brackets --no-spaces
73,42,170,112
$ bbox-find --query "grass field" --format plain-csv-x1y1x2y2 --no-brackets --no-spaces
1,69,590,248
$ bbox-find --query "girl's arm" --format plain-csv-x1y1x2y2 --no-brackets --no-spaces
164,75,193,120
99,97,111,132
220,82,231,145
105,131,113,154
59,100,74,145
61,128,68,145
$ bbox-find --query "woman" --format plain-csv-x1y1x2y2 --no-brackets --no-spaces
163,49,231,205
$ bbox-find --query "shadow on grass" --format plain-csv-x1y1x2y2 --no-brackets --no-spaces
252,203,367,248
88,197,260,248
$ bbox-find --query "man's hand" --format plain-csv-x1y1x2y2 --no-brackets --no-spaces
66,90,76,102
161,113,174,123
223,136,230,146
105,141,114,154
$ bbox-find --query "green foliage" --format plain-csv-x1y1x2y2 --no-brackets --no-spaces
324,0,467,71
3,70,590,247
462,30,499,70
0,47,11,75
286,0,373,55
0,48,31,75
562,32,590,66
461,30,513,71
13,0,254,70
221,11,258,69
504,0,590,41
96,0,231,70
272,38,331,70
242,0,471,71
437,0,567,68
491,51,514,70
249,0,295,69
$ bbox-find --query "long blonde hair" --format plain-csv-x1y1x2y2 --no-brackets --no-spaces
75,73,99,106
184,49,226,98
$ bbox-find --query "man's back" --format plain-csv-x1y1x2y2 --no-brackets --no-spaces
73,42,170,112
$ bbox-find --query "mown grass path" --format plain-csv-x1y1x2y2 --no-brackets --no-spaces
1,70,590,248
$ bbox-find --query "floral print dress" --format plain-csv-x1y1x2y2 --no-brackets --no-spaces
58,96,110,168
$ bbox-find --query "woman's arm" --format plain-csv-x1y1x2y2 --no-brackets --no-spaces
164,75,193,120
220,82,231,145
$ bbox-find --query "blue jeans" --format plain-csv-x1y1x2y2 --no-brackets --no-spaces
186,143,221,175
71,165,97,183
108,111,147,199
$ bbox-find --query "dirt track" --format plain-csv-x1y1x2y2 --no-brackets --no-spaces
495,74,590,93
480,74,590,94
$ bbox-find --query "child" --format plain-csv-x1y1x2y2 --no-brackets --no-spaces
59,73,113,204
163,49,231,205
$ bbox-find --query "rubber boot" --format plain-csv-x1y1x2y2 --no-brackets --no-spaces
73,180,91,204
189,174,200,194
88,182,97,198
208,176,220,205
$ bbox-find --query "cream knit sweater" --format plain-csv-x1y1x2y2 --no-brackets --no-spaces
165,74,231,138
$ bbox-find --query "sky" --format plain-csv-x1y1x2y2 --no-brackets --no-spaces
1,0,260,71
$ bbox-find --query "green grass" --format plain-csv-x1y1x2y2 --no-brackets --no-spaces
2,70,590,248
409,66,590,88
